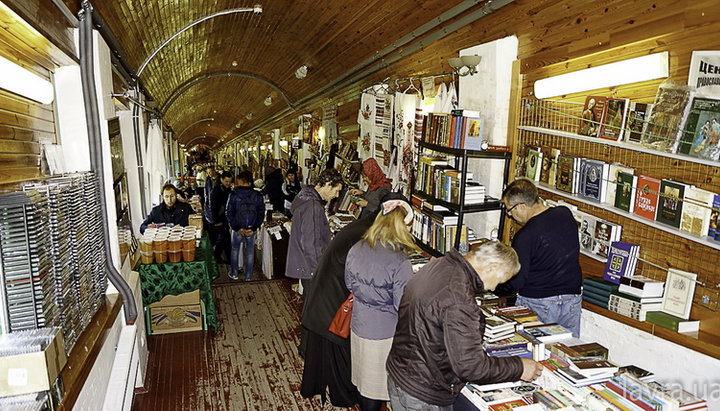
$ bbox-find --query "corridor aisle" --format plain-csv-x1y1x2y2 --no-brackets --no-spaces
133,279,339,410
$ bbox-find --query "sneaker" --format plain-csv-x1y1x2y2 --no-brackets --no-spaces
228,272,239,280
245,277,252,282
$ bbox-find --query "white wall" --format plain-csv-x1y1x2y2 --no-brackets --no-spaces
458,35,518,239
581,309,720,409
55,64,90,173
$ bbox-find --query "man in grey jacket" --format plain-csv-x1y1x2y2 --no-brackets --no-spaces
286,168,344,290
386,240,543,410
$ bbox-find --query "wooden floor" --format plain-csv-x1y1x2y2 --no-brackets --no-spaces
132,276,345,410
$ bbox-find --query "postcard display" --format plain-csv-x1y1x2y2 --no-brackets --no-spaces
0,172,107,353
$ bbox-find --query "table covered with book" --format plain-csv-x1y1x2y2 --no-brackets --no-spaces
137,234,219,330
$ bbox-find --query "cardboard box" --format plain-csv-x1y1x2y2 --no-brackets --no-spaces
146,289,203,335
0,330,67,397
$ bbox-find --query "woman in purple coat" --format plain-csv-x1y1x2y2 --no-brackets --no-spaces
344,199,417,411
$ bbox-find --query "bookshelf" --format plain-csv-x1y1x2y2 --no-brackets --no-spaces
414,140,512,254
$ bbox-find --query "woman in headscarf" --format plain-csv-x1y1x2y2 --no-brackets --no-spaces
349,158,393,219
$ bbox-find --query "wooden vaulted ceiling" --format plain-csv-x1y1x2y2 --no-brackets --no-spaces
55,0,491,148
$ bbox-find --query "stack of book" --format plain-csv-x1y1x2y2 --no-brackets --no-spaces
484,333,533,358
483,315,517,343
645,311,700,334
461,381,534,411
596,373,707,411
494,306,540,327
608,290,663,321
582,277,618,309
618,275,664,298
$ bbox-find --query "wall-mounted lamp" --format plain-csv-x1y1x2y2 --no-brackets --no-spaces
295,65,308,79
0,55,54,104
533,52,669,99
447,55,481,77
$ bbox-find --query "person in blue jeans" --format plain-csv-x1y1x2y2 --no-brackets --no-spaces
226,171,266,281
499,178,583,337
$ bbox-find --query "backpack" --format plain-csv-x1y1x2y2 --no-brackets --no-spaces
234,190,261,229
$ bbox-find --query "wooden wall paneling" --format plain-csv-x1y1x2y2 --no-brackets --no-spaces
0,0,76,66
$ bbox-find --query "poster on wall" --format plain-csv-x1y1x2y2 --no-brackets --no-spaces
688,51,720,97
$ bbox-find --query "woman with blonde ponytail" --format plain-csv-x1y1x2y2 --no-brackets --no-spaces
344,198,417,411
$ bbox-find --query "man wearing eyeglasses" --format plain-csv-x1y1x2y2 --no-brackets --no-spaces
499,178,582,337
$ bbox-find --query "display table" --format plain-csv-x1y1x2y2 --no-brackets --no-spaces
138,235,219,330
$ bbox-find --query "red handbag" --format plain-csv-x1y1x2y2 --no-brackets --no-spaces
328,293,354,338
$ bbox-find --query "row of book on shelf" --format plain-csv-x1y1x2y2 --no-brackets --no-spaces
575,75,720,163
526,146,720,242
415,154,487,205
468,299,708,410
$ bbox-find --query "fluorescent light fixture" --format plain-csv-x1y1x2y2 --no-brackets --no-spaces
534,52,669,99
0,55,54,104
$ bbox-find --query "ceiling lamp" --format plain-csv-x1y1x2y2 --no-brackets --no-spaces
264,96,273,106
447,55,481,77
246,113,253,120
0,55,54,104
534,52,669,99
295,65,308,79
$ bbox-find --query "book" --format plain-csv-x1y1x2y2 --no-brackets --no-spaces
626,102,654,143
603,241,640,284
600,98,630,141
569,342,609,359
679,186,714,237
580,159,610,203
617,365,655,382
555,367,612,387
661,268,697,319
579,96,608,137
642,83,695,153
578,212,598,255
678,96,720,159
555,155,575,193
614,171,638,213
464,117,486,150
546,147,561,187
618,275,665,298
634,175,661,220
656,179,688,228
523,324,573,343
645,311,700,333
591,219,621,260
710,194,720,238
605,163,634,207
568,358,618,377
525,147,542,181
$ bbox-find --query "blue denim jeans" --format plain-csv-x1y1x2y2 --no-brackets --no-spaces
387,375,452,411
516,294,582,338
230,230,256,280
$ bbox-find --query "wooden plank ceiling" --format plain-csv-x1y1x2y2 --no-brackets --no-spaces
58,0,483,148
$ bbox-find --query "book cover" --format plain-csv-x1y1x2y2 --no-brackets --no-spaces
525,147,541,181
555,155,575,193
546,147,561,187
603,241,640,284
591,219,614,259
619,275,664,298
580,159,609,203
600,98,630,141
626,102,654,143
662,268,697,319
680,186,714,237
614,171,638,213
710,194,720,238
606,163,634,207
578,96,607,137
634,175,661,220
677,96,720,158
578,212,597,254
463,117,485,150
656,179,687,228
642,83,695,153
538,146,554,185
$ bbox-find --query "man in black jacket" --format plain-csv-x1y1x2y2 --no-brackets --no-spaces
210,171,233,264
386,240,543,410
140,183,194,234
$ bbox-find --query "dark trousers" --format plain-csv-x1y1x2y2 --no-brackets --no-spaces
211,223,231,262
300,330,359,407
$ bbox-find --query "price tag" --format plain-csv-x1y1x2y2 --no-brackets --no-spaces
8,368,28,386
